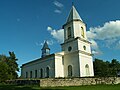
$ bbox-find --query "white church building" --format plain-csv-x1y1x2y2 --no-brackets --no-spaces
21,5,94,79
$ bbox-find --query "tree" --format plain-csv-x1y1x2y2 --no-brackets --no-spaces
109,59,120,76
93,59,110,77
7,52,19,79
0,52,19,82
94,58,120,77
0,55,9,82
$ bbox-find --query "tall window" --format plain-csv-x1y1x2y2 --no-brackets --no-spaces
46,67,49,78
85,64,90,76
81,27,84,38
40,69,43,78
35,70,37,78
30,71,32,78
26,72,28,78
67,27,71,39
68,65,72,77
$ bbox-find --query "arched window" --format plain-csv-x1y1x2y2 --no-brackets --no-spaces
67,27,71,39
30,71,32,78
40,69,43,78
68,65,72,77
26,72,28,78
85,64,90,76
81,27,84,38
35,70,37,78
46,67,49,78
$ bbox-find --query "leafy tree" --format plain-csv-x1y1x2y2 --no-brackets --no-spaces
0,52,19,82
94,58,120,77
0,55,9,82
109,59,120,76
7,52,19,79
94,59,109,77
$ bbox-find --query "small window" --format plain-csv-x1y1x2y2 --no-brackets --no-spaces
81,27,84,38
68,46,72,52
67,27,71,39
83,46,86,50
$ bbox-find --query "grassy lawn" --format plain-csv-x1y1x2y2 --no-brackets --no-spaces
0,84,120,90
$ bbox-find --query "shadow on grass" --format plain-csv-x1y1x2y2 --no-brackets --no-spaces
0,85,65,90
0,85,37,90
40,88,65,90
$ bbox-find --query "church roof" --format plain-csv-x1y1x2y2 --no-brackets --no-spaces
42,41,50,50
67,5,82,23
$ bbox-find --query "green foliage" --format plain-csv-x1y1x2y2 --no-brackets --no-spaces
94,58,120,77
0,52,19,82
0,61,9,82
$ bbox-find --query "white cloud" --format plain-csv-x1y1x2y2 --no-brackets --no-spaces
54,9,62,14
47,26,64,43
47,26,52,31
46,40,54,45
53,0,63,8
88,20,120,40
87,20,120,55
89,40,102,55
53,0,63,14
116,40,120,49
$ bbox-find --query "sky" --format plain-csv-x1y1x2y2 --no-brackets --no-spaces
0,0,120,76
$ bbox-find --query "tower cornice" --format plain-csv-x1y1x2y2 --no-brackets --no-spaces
63,50,93,56
61,37,91,46
62,19,86,29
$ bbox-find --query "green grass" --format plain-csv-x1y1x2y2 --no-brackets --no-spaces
0,84,120,90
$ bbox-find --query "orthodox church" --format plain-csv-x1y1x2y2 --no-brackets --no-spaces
21,5,94,78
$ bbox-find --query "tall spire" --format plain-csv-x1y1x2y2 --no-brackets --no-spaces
66,5,82,23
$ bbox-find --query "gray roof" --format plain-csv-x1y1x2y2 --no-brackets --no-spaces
67,5,82,23
42,41,50,50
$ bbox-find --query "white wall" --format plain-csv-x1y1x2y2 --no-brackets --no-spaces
21,55,55,78
78,39,91,54
55,53,64,77
73,21,87,39
64,52,80,77
79,53,94,77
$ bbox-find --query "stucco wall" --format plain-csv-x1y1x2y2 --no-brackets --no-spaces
79,53,94,77
73,21,87,39
64,52,80,77
55,54,64,77
21,56,55,78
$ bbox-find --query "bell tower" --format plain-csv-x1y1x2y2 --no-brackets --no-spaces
61,5,94,77
63,5,87,43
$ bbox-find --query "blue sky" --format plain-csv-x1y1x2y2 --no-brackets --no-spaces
0,0,120,75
